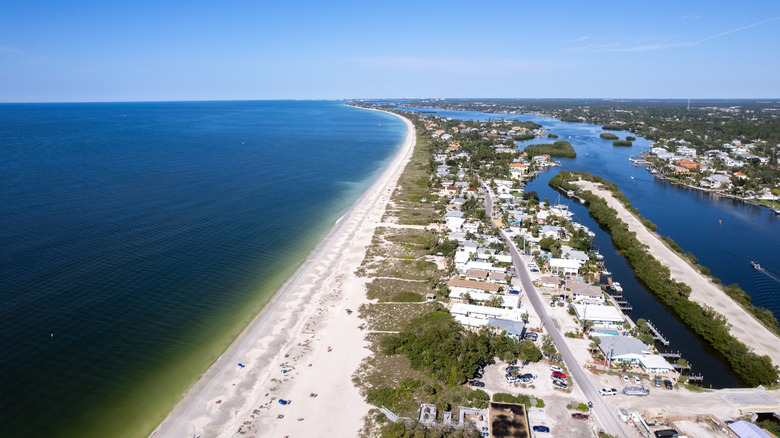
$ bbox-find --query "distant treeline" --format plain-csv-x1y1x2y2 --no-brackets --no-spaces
524,141,576,158
549,170,779,386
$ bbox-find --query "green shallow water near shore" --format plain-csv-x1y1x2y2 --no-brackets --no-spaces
0,101,405,437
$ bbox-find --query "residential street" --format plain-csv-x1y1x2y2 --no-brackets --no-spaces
482,184,630,438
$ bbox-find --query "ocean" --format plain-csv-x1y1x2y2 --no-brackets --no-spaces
0,101,405,437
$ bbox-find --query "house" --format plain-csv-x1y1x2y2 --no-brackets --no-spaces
462,260,506,273
449,290,519,309
538,276,563,289
549,258,582,276
597,335,673,373
439,186,459,196
675,159,699,170
560,246,589,263
676,146,697,157
565,279,605,305
487,318,526,339
447,277,501,295
571,304,623,328
462,269,489,282
450,302,525,329
701,174,731,189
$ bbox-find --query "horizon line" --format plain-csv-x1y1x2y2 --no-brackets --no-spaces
3,96,780,104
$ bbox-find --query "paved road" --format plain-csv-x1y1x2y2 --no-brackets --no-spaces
481,185,629,438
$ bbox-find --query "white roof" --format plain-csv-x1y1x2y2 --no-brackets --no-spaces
639,354,673,371
573,304,623,322
449,291,520,308
463,260,505,272
550,258,583,269
450,303,524,320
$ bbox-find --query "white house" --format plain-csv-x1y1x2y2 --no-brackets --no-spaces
572,304,623,329
549,258,582,276
448,290,520,309
597,335,673,373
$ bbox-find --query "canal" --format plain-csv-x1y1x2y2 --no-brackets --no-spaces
401,106,780,388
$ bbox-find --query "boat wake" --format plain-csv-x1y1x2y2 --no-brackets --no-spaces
753,262,780,284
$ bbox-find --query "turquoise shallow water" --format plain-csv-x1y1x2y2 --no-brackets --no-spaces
0,101,405,437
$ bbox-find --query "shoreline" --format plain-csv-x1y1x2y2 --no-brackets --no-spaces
574,180,780,372
153,109,415,437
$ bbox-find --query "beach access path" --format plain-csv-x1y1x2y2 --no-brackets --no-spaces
153,111,415,438
575,180,780,369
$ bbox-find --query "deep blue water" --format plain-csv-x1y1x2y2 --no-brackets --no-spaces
401,106,780,387
0,101,405,437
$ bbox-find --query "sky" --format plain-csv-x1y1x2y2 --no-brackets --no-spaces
1,0,779,102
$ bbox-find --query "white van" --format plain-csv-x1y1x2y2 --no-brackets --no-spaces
617,408,629,422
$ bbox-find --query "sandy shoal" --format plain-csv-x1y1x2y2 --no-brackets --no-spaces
153,110,415,437
575,180,780,369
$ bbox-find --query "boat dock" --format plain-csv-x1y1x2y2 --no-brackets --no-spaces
629,156,651,166
645,320,670,346
660,351,681,360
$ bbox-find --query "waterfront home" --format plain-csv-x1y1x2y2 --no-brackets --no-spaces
571,304,624,329
549,258,582,276
560,246,589,263
597,336,673,373
701,174,732,189
565,279,606,305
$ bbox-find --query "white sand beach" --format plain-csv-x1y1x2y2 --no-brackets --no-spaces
153,110,415,437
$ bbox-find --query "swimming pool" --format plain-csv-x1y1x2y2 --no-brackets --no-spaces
596,330,619,336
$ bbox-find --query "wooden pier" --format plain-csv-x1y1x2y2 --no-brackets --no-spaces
660,351,681,360
645,320,670,346
686,374,704,383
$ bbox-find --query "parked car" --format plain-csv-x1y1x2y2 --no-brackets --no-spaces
552,379,568,389
633,375,641,384
505,375,517,383
653,378,661,388
622,374,629,383
530,268,540,272
520,373,534,380
600,388,618,396
552,371,566,379
550,365,563,373
506,366,519,372
524,332,538,341
468,380,485,387
664,379,673,390
532,425,550,433
571,413,589,420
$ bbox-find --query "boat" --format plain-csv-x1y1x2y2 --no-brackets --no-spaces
612,282,623,293
751,261,761,270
